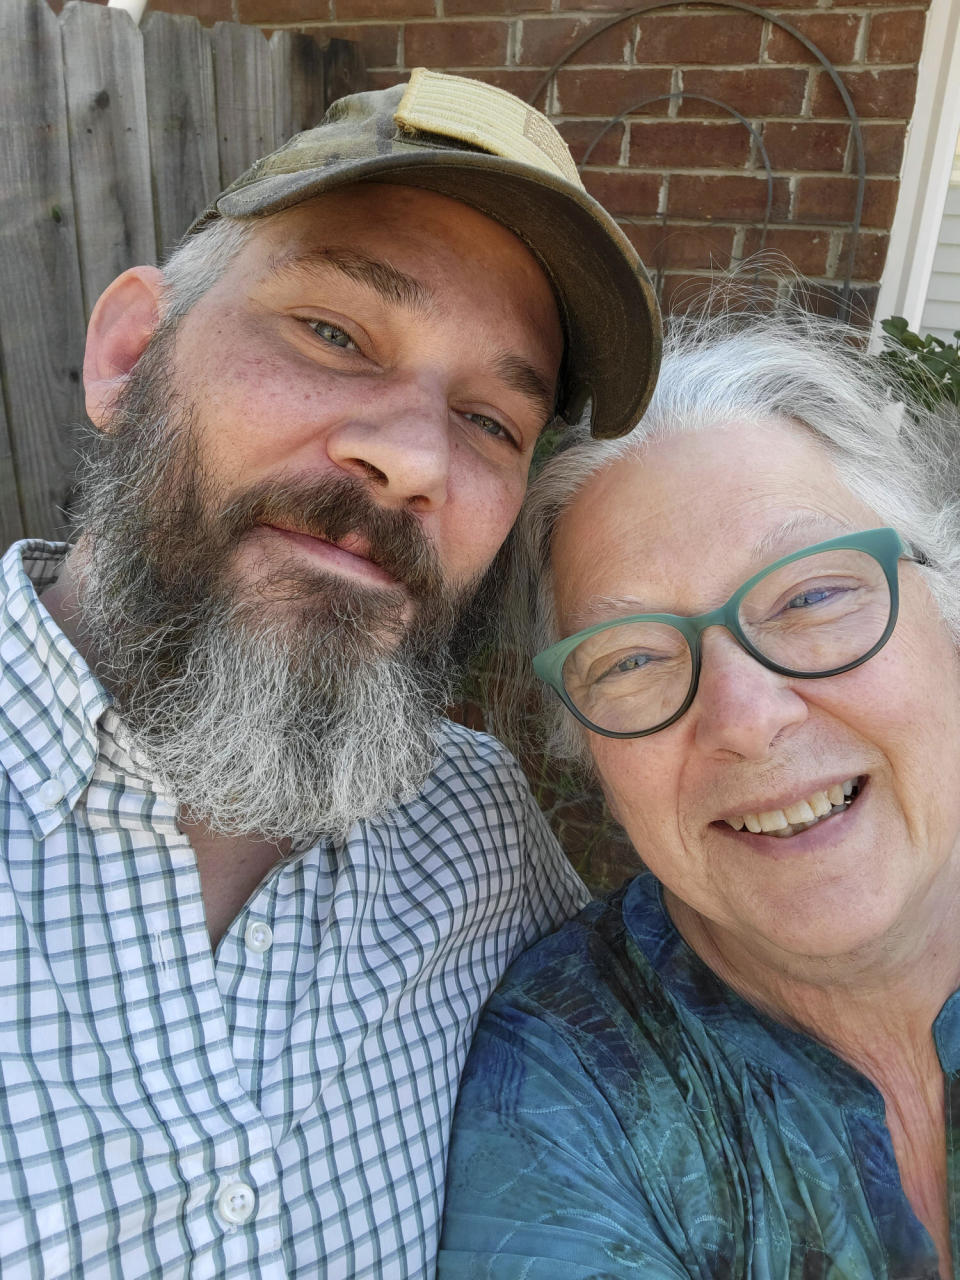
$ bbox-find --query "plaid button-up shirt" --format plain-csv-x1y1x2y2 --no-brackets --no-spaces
0,540,587,1280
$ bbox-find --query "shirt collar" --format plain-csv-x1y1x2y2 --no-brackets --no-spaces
0,540,111,838
622,873,885,1112
934,991,960,1074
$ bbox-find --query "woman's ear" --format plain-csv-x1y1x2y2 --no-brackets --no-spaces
83,266,166,430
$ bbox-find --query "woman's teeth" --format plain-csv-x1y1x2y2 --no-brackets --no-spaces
724,778,859,838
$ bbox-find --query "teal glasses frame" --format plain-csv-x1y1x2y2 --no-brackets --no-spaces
533,527,921,740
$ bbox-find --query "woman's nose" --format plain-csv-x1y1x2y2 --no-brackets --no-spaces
691,626,809,760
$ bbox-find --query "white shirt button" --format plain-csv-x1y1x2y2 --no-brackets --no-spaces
38,777,65,807
244,920,273,954
216,1181,256,1226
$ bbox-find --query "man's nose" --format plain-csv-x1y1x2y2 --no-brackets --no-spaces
325,375,451,511
691,626,808,760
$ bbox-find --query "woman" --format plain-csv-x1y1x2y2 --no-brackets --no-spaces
439,313,960,1279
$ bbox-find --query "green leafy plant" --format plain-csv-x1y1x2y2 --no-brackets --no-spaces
877,316,960,412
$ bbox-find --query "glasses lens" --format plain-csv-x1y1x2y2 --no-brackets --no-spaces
738,547,891,673
561,620,693,735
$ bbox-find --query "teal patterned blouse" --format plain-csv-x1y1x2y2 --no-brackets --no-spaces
439,873,958,1279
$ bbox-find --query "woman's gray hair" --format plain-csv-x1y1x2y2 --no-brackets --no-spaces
497,305,960,767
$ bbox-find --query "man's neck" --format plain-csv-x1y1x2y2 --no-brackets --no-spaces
178,814,287,950
38,544,96,666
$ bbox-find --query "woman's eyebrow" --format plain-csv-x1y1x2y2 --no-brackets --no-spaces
265,246,431,310
750,513,853,563
565,594,653,631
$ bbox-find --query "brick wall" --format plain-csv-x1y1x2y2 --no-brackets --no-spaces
116,0,929,321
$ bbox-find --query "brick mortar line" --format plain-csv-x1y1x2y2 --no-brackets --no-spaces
354,49,920,70
563,118,905,126
619,226,889,241
398,15,913,23
314,5,929,16
358,61,916,77
614,217,887,228
586,166,898,175
617,208,887,217
824,227,845,273
425,3,923,9
550,114,906,123
644,263,883,277
299,13,928,25
650,263,885,276
854,8,871,58
351,95,916,120
314,22,924,50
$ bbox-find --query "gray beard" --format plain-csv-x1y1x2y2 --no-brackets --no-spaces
70,325,469,844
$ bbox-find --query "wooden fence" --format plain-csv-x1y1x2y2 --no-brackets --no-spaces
0,0,365,545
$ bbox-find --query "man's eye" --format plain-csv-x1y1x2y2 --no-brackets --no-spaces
310,320,358,351
464,412,511,442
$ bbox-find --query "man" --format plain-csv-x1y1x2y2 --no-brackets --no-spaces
0,69,659,1278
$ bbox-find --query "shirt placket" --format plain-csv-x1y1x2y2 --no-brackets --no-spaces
944,1071,960,1273
85,769,288,1278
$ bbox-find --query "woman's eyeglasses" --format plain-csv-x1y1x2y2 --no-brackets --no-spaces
534,527,924,740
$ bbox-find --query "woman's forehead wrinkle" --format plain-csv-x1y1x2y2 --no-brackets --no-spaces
263,245,433,312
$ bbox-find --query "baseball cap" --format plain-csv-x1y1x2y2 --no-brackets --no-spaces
190,68,661,440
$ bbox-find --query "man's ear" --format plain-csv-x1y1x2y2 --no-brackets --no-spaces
83,265,166,430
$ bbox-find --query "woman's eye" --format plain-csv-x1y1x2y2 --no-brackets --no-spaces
310,320,358,351
592,652,657,684
614,653,650,673
785,587,833,609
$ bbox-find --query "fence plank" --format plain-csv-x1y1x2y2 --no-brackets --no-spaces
270,30,302,144
318,38,368,116
62,2,157,311
143,12,219,257
0,391,25,548
0,0,88,539
213,21,275,188
272,31,324,141
269,34,364,141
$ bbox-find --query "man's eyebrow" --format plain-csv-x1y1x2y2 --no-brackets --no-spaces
265,246,430,311
495,353,557,426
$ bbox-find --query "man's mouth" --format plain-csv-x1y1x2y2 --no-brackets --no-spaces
721,777,862,838
262,524,400,588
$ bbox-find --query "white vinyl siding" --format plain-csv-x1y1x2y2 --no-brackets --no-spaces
920,133,960,342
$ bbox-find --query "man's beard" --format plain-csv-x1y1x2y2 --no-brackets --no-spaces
71,326,475,844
